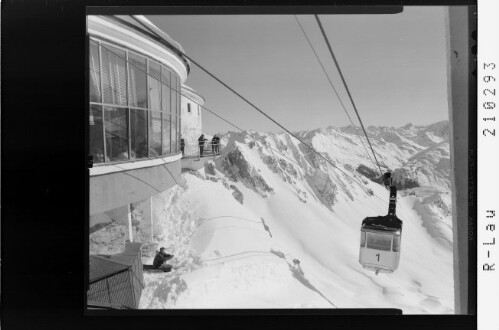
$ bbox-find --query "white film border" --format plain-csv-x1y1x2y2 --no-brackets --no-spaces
478,0,498,329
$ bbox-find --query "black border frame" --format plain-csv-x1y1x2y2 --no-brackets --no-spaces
467,5,478,316
1,1,477,329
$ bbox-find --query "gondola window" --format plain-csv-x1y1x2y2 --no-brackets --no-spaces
392,235,401,252
366,232,392,251
360,231,366,247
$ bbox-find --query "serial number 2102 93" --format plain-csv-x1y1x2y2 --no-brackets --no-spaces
483,63,496,137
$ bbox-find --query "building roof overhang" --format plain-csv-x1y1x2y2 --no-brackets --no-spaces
181,84,205,105
88,15,190,83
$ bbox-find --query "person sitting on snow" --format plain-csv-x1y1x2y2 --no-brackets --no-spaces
153,247,174,269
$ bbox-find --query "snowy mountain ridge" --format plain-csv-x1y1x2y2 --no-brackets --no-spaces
298,120,450,190
91,120,454,313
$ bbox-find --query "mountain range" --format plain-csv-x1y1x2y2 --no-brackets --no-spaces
90,120,454,313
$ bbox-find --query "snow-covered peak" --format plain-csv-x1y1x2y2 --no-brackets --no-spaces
91,121,454,313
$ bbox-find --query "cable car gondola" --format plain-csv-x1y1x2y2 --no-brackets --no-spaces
359,173,403,275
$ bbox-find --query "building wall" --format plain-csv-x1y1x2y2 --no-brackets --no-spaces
181,87,204,146
88,16,188,220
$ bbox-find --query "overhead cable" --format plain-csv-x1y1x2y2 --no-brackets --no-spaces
128,16,380,192
294,15,377,169
314,14,384,176
96,36,385,201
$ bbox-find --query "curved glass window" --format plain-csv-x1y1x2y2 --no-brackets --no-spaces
171,75,178,152
161,67,171,113
130,109,148,159
171,117,177,153
162,114,171,155
149,111,162,157
101,45,127,106
89,38,183,164
148,60,161,111
128,52,147,108
104,106,129,162
89,104,104,163
89,40,101,103
178,81,182,151
171,75,177,115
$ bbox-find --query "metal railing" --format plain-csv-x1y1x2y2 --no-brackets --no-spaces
181,141,221,160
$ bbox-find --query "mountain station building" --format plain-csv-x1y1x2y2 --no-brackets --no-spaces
88,15,194,246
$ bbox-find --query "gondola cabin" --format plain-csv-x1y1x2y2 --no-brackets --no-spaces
359,215,402,274
359,179,403,275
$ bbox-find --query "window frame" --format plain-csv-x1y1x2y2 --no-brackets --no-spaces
127,49,149,109
100,43,128,107
89,104,105,164
98,41,107,160
148,109,163,157
103,105,130,162
89,39,102,104
89,36,183,166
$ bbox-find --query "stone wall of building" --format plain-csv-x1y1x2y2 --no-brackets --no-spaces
181,86,204,146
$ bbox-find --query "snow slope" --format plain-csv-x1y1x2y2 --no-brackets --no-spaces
91,121,454,313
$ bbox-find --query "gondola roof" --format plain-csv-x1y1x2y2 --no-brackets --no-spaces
362,214,403,232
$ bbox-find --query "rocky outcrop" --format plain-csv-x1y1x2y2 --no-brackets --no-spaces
220,146,274,196
204,161,216,176
356,164,382,184
306,172,338,211
260,153,298,184
230,185,244,204
391,167,421,190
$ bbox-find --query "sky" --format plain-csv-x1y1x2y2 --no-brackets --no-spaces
147,7,450,134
